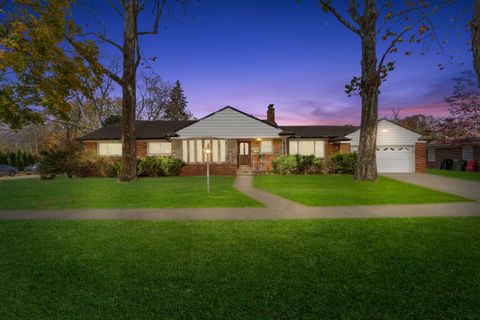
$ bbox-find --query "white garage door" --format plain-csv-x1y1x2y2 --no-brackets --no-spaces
376,146,414,173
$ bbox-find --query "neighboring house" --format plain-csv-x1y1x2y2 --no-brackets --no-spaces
78,105,427,175
427,137,480,169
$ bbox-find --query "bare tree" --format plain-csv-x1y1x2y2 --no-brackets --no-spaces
65,0,187,181
444,71,480,134
136,72,172,120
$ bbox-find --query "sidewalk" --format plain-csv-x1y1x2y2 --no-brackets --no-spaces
0,175,479,220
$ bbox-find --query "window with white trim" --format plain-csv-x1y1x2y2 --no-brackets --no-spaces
98,142,122,156
289,140,325,158
181,139,226,163
260,140,273,154
148,142,171,156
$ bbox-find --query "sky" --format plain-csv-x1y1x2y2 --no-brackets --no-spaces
78,0,475,125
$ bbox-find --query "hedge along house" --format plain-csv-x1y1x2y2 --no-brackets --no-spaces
78,105,427,175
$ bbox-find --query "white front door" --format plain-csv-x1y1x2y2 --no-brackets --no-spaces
376,146,414,173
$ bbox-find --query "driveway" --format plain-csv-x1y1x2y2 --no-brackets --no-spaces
382,173,480,201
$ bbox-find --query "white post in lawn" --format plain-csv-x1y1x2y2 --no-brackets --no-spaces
205,143,211,193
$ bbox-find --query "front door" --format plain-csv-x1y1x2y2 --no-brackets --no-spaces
238,141,251,166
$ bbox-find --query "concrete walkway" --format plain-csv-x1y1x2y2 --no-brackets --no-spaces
0,203,479,220
0,175,479,220
382,173,480,201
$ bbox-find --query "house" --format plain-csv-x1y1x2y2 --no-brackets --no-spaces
427,137,480,170
78,105,427,175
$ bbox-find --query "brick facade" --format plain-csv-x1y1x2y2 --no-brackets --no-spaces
83,141,97,152
137,140,147,158
326,142,339,157
415,142,427,173
428,145,480,170
181,164,237,176
339,143,351,153
250,139,283,171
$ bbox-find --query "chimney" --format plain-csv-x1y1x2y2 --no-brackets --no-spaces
267,104,276,126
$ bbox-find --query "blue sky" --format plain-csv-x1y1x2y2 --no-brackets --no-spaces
77,0,475,125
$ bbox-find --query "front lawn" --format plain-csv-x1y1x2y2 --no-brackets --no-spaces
254,175,467,206
427,168,480,182
0,218,479,319
0,176,261,210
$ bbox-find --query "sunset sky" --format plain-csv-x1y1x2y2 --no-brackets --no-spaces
81,0,475,125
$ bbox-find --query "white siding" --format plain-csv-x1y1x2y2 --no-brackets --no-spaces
176,107,282,138
346,119,421,146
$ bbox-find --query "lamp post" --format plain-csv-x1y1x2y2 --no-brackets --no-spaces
205,143,211,193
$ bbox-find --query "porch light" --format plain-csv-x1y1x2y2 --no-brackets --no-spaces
204,143,211,193
382,129,388,133
256,138,262,141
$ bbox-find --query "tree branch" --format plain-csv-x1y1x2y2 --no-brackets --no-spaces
63,34,124,86
319,0,360,34
108,0,124,17
377,27,411,71
80,32,123,52
348,0,362,24
137,0,167,35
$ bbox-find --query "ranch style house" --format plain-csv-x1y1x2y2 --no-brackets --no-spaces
78,105,427,175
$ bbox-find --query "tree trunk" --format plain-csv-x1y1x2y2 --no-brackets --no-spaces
354,0,379,181
473,0,480,87
119,1,137,182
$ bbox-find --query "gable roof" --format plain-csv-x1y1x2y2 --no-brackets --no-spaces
77,120,194,141
346,119,422,145
175,106,283,139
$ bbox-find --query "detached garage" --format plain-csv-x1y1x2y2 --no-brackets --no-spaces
345,119,426,173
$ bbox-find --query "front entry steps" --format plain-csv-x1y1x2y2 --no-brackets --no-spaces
237,165,254,176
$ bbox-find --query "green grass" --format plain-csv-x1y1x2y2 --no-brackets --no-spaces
0,176,261,210
0,218,479,319
254,175,467,206
427,168,480,182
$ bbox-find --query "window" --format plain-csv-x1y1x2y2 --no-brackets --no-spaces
98,142,122,156
181,139,226,163
148,142,171,156
289,140,325,158
462,146,473,160
260,140,272,154
427,148,435,162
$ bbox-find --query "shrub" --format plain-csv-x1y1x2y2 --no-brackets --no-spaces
137,156,184,177
71,151,121,178
272,155,298,175
272,155,324,175
327,152,357,174
39,149,73,179
159,156,184,176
